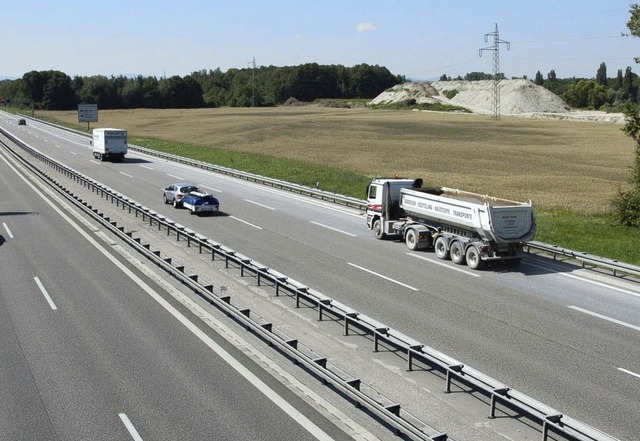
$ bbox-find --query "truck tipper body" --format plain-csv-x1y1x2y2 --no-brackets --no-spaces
366,178,536,269
91,128,128,161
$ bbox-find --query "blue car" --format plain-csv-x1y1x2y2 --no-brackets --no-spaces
181,191,220,215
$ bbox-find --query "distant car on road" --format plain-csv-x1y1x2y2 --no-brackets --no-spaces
18,118,26,125
163,183,199,207
182,191,220,215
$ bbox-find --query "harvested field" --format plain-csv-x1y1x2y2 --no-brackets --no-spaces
40,107,634,215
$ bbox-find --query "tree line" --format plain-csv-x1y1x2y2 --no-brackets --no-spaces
0,63,405,110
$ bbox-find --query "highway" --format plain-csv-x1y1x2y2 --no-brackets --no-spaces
2,111,639,441
0,125,356,440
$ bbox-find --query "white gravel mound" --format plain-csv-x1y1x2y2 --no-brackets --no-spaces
369,79,624,123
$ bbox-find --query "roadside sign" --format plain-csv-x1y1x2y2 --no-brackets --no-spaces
78,104,98,123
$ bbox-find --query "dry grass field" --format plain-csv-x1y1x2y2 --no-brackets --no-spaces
40,107,634,215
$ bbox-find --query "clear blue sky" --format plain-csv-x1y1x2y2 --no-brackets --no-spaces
2,0,638,80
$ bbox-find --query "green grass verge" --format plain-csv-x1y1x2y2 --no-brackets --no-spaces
133,136,640,266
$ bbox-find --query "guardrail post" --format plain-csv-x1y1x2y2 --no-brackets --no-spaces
542,414,562,441
408,344,423,371
489,387,510,418
344,312,359,335
445,364,464,393
373,327,389,352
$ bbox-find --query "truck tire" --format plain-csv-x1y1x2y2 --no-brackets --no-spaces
434,236,449,260
405,229,419,250
372,219,386,240
450,241,466,265
465,246,484,270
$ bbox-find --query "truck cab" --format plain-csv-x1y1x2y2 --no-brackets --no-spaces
366,178,416,238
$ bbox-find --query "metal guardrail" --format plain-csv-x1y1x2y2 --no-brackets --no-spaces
1,129,445,440
526,241,640,278
2,127,623,441
20,114,640,279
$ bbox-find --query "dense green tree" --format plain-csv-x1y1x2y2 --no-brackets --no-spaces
77,75,120,108
534,71,543,85
42,71,76,110
547,70,557,82
613,4,640,227
596,62,608,86
615,69,624,90
623,66,638,102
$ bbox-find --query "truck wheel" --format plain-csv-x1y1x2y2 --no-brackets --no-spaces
434,236,449,260
372,219,386,240
405,229,419,250
450,241,466,265
465,246,484,270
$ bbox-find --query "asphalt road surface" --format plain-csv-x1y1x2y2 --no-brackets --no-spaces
2,112,639,441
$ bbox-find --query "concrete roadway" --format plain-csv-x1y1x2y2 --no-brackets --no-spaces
2,112,639,440
0,137,355,440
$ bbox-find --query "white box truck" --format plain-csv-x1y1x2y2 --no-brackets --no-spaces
366,178,536,269
91,128,128,162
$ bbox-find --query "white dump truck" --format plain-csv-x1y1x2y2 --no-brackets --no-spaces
366,178,536,269
91,128,128,162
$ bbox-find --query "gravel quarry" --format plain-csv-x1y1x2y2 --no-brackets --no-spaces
370,79,625,123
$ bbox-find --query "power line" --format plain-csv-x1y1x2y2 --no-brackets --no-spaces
480,23,510,120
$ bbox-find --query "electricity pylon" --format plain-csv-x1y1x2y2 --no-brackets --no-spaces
479,23,510,120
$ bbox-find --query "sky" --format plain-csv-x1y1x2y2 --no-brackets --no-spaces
1,0,638,81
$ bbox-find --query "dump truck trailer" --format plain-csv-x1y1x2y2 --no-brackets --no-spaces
366,178,536,269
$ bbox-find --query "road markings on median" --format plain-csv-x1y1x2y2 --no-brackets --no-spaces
34,277,57,310
3,222,14,238
348,262,419,291
244,199,276,210
310,221,356,237
230,216,263,229
407,252,481,277
618,368,640,379
119,413,143,441
568,306,640,332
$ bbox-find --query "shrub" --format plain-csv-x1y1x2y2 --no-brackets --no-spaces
443,89,459,100
612,187,640,227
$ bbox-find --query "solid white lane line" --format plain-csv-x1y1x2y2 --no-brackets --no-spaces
120,172,134,178
230,216,263,229
310,221,356,237
618,368,640,379
560,271,640,299
3,222,14,239
348,262,419,291
34,277,57,310
244,199,276,210
119,413,143,441
568,306,640,332
407,252,481,277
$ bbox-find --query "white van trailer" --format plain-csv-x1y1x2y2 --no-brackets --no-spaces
91,128,128,162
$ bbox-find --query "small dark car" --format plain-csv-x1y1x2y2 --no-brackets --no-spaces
182,191,220,215
18,118,26,125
